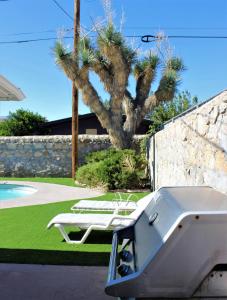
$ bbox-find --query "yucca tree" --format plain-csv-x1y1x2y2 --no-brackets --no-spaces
54,24,184,149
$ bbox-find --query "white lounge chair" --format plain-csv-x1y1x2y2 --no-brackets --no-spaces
47,192,154,244
71,192,139,212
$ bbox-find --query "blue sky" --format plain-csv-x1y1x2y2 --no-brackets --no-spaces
0,0,226,121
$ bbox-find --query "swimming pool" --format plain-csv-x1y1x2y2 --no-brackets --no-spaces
0,184,37,201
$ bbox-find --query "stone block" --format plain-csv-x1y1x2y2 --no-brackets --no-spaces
209,106,219,124
215,151,227,173
207,124,219,140
197,114,209,136
219,103,227,114
33,143,44,150
34,151,42,158
7,143,17,150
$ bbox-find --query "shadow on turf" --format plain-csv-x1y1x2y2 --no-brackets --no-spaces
0,248,110,266
66,230,113,244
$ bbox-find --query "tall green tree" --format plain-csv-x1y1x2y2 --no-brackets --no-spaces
149,90,198,134
0,109,47,136
55,23,184,149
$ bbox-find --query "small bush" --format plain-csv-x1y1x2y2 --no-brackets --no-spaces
76,148,150,190
0,109,48,136
85,148,120,164
75,161,108,188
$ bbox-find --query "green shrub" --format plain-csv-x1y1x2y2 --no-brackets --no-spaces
85,148,121,164
75,161,107,188
76,148,150,190
0,109,48,136
148,91,198,135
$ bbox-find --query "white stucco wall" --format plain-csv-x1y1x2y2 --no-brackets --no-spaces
149,90,227,194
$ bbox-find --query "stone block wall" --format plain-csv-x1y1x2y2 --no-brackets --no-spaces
149,90,227,194
0,135,144,177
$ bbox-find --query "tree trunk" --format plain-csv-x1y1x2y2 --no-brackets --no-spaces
108,117,135,149
108,129,133,149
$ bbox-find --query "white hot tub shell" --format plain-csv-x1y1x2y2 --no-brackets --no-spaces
105,186,227,299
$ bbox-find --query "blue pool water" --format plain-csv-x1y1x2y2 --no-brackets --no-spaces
0,184,37,201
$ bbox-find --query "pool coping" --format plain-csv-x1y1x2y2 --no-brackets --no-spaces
0,181,104,209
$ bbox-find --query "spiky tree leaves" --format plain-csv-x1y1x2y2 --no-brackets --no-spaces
54,24,184,149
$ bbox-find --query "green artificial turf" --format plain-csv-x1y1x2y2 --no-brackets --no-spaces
0,178,149,265
0,199,111,265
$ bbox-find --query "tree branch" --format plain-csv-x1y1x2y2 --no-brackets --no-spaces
97,46,127,129
55,53,78,82
139,93,159,120
98,43,130,121
136,57,184,127
135,68,156,105
123,96,135,134
55,43,112,131
102,45,129,97
78,68,112,130
138,70,179,124
91,60,114,95
134,54,159,107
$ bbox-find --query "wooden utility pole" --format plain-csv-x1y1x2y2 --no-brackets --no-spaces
72,0,80,178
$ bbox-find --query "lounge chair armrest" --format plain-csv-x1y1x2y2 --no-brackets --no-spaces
106,214,135,227
112,215,135,220
47,221,54,229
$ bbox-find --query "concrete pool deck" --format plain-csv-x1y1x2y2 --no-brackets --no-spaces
0,181,104,209
0,264,113,300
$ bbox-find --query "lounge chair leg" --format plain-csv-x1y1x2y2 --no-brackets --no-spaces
55,224,72,243
79,227,93,244
54,224,92,244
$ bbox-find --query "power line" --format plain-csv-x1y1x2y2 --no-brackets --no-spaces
2,25,227,38
141,35,227,42
169,35,227,39
0,28,73,37
0,36,73,44
51,0,74,21
0,35,140,45
124,26,227,31
50,0,90,32
1,34,227,45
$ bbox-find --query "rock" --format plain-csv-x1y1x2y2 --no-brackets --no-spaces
197,115,209,136
219,103,227,114
209,106,219,124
